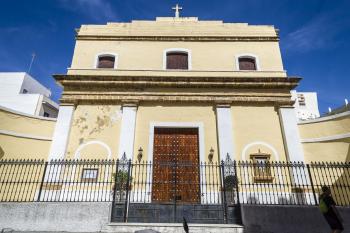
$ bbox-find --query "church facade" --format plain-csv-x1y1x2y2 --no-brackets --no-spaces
51,16,303,168
0,10,349,229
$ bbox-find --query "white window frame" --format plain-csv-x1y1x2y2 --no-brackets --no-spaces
94,53,118,69
235,54,260,71
163,48,192,70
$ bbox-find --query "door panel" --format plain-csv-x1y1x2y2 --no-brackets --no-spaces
152,128,200,203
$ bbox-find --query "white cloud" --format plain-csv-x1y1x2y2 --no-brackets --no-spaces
282,14,342,53
59,0,118,21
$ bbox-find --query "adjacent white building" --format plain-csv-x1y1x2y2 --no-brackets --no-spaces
291,90,320,121
0,72,59,117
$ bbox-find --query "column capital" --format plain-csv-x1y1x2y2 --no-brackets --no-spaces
215,103,231,108
60,103,76,108
121,101,139,108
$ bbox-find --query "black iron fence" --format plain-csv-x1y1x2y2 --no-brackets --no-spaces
0,158,349,206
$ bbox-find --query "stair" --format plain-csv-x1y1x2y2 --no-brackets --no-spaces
103,222,244,233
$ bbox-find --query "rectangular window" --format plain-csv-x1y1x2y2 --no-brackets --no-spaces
97,56,115,68
250,152,273,183
298,94,306,106
166,52,188,70
239,57,256,70
81,168,99,182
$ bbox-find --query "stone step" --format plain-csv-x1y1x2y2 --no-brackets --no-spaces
103,222,244,233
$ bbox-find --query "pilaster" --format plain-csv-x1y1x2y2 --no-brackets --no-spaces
118,103,138,160
48,103,75,160
278,107,305,162
216,104,235,160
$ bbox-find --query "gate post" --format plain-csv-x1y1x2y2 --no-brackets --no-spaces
123,159,132,222
233,160,242,224
220,160,228,223
111,159,120,221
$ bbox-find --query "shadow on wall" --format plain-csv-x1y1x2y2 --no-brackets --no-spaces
0,146,4,159
242,205,350,233
322,143,350,206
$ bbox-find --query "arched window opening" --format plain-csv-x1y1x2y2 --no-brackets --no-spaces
97,55,115,69
238,57,257,71
166,52,188,70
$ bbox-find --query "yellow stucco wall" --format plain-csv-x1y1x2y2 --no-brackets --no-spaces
0,107,56,159
303,140,350,163
232,106,287,162
299,114,350,139
133,103,218,162
72,18,283,72
65,105,122,160
0,108,55,138
299,112,350,163
70,41,284,72
0,135,51,160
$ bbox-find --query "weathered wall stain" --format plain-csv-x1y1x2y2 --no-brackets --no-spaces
66,105,123,159
71,106,122,145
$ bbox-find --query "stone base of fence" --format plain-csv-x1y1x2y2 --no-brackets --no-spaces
2,202,350,233
0,202,111,232
242,204,350,233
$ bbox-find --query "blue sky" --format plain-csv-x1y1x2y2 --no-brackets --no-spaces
0,0,349,114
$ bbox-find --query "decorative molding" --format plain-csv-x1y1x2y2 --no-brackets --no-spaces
76,35,279,42
55,75,300,90
301,133,350,143
0,129,52,141
55,74,299,85
241,141,283,185
241,141,280,161
74,140,112,159
59,94,294,106
67,68,287,74
54,74,299,106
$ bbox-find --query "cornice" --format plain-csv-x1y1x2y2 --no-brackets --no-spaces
54,74,300,90
59,94,294,106
75,35,279,42
54,74,299,106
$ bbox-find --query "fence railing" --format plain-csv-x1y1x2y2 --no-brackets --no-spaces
0,158,349,206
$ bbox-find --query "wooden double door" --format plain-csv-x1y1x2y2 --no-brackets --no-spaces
152,128,200,203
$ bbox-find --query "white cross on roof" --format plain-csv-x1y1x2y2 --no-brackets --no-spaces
172,4,183,18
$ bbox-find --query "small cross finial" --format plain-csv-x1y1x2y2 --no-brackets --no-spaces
172,4,182,18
